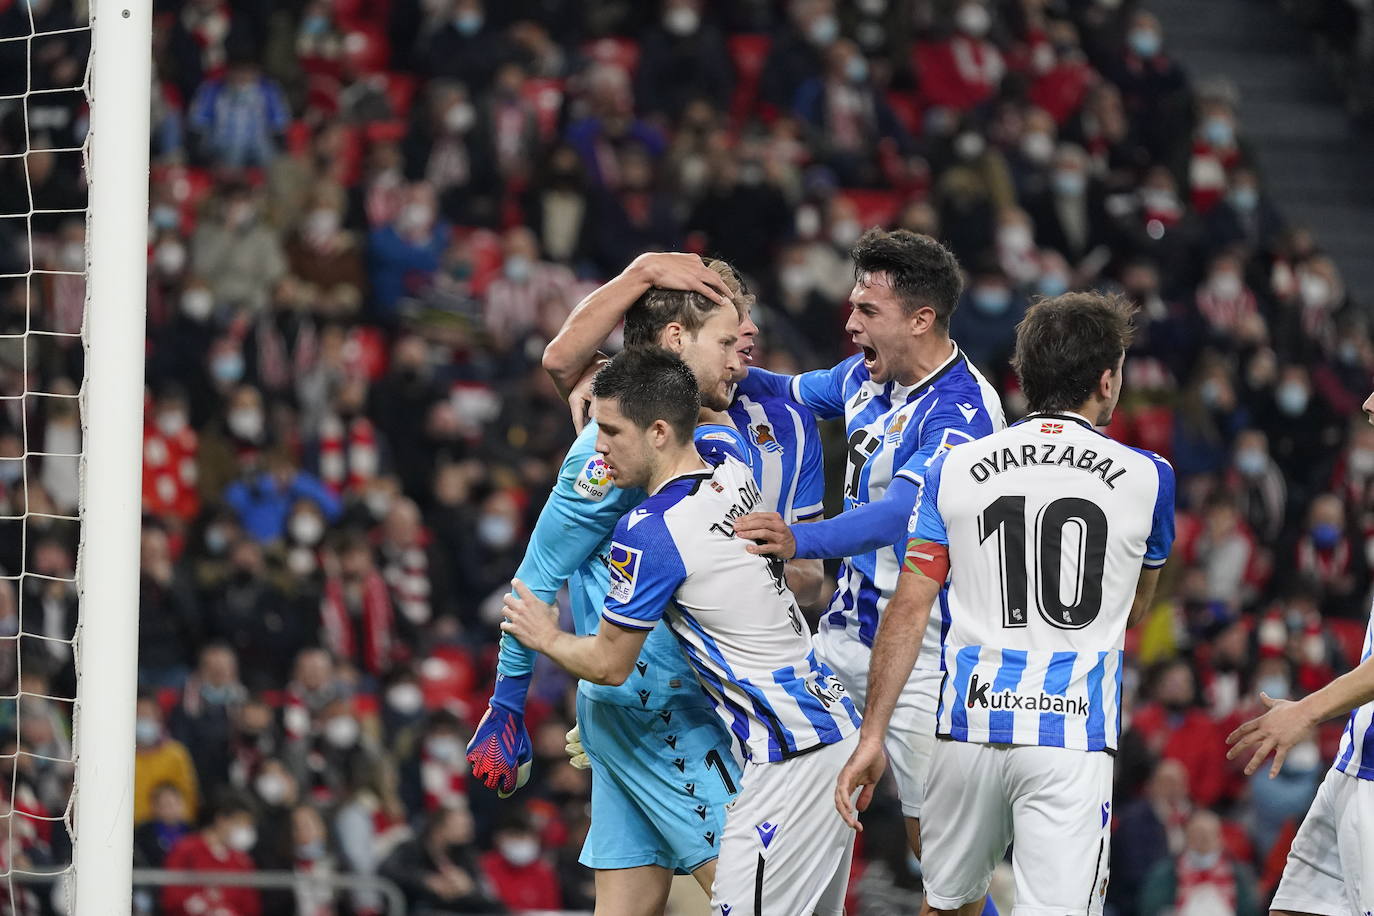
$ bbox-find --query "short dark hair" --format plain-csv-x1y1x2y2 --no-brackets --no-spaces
851,228,964,329
1012,292,1136,413
591,348,700,444
623,287,730,350
207,787,255,824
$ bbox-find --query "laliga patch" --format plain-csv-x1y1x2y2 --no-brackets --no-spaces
574,455,612,501
607,541,642,603
925,427,975,465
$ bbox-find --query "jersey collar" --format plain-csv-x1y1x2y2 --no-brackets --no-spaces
890,341,962,399
649,461,713,496
1020,410,1097,430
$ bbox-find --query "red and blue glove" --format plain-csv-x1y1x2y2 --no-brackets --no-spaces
466,672,533,797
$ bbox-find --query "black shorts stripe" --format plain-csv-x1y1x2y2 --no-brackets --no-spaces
754,852,765,914
1085,836,1104,912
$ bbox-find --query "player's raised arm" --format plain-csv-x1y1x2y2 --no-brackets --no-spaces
501,579,650,686
543,252,732,398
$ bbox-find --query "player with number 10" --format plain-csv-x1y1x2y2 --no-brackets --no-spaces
837,292,1175,915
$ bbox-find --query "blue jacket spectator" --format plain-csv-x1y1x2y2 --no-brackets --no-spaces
224,460,342,543
187,54,290,169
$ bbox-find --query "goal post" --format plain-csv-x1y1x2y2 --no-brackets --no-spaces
72,0,151,911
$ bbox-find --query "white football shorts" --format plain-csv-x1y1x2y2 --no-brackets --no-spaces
1271,766,1374,916
710,731,858,916
814,626,939,819
920,739,1113,915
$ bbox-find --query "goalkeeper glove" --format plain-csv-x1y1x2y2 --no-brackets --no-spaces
466,673,533,797
564,722,590,770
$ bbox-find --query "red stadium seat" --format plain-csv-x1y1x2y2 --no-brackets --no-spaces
382,73,419,120
839,189,904,229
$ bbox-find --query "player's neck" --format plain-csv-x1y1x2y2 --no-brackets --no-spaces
891,335,955,387
648,446,709,494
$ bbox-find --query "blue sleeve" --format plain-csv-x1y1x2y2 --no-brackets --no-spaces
496,432,643,677
187,82,214,131
600,512,685,631
695,424,750,469
791,476,919,560
738,359,856,421
910,450,949,546
893,402,994,487
292,473,342,521
1143,454,1176,568
734,367,795,403
792,412,825,522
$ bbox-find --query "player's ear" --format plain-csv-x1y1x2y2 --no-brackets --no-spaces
662,322,684,353
909,305,936,335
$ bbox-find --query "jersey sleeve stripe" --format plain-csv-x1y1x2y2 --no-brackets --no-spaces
601,608,655,631
893,468,923,486
793,502,824,520
1141,557,1168,569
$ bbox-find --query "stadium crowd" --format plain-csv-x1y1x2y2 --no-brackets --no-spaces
0,0,1371,913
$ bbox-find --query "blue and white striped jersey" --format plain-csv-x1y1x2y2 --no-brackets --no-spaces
1334,601,1374,780
496,421,751,711
910,412,1175,752
740,345,1004,669
727,391,825,524
601,456,862,762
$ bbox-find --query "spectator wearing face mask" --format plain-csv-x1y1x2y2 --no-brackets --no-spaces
134,694,201,826
1129,660,1231,808
1227,429,1287,544
1294,493,1363,615
420,0,512,93
381,802,506,915
480,812,560,912
192,184,288,314
289,805,340,916
321,532,399,680
143,386,202,524
187,46,290,169
170,643,247,793
283,648,349,742
399,711,468,815
1139,810,1261,916
285,181,366,305
224,450,343,544
793,39,911,186
1196,251,1260,341
1256,365,1342,499
634,0,734,121
1205,166,1285,256
759,0,836,114
288,698,387,809
162,790,263,916
1101,10,1191,164
404,80,500,228
1110,758,1192,916
915,0,1005,112
950,256,1026,374
482,226,576,352
203,538,300,691
367,182,450,319
1185,94,1248,215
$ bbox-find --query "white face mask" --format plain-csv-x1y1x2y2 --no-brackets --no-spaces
426,735,463,764
386,682,425,716
956,3,991,37
499,837,540,867
829,219,861,250
323,715,360,749
444,102,475,134
226,823,258,852
289,512,325,545
255,772,289,805
663,5,699,36
181,289,214,322
227,408,264,441
1208,271,1242,300
155,242,187,275
157,411,188,437
1020,131,1054,164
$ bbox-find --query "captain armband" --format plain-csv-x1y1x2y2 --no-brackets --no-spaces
903,538,950,582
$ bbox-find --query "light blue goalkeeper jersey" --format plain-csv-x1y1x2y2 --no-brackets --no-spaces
495,421,753,709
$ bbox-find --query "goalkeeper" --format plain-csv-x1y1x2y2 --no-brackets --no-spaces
468,253,764,913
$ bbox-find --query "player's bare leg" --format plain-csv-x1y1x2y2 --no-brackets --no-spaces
689,858,715,895
594,865,674,916
906,815,922,859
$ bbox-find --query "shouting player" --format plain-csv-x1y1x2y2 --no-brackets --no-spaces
502,348,862,916
732,228,1004,859
1226,383,1374,915
837,292,1175,915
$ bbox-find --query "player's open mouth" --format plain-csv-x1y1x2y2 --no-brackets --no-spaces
861,345,878,365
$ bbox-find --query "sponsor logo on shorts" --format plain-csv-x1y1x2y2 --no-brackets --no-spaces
574,456,612,501
965,673,1090,716
606,542,642,603
755,822,778,849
